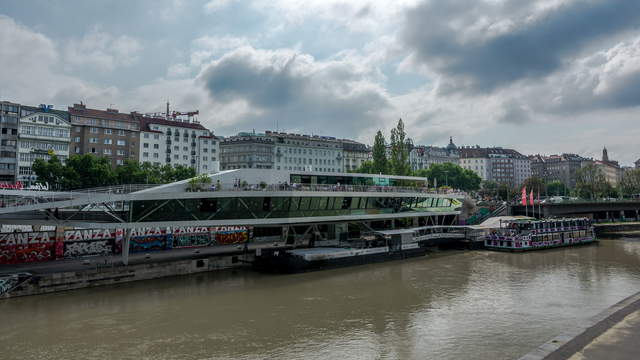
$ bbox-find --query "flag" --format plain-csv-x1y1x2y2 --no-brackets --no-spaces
521,186,527,206
529,190,534,206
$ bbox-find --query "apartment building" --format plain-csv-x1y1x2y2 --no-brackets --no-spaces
16,109,71,185
68,103,139,167
220,133,275,170
136,114,219,174
529,153,590,189
459,146,531,185
340,139,370,172
266,131,344,173
0,101,20,182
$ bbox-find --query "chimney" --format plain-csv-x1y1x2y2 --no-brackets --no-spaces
106,108,119,113
72,103,86,110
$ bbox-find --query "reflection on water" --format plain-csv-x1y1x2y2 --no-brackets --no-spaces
1,238,640,360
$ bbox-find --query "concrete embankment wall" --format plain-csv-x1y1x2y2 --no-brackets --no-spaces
594,222,640,235
3,253,253,299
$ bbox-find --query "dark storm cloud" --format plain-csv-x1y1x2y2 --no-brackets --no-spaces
199,48,392,137
498,100,530,125
402,0,640,93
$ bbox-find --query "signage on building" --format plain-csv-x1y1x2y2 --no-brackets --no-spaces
0,182,50,191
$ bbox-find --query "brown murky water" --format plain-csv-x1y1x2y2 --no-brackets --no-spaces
2,237,640,360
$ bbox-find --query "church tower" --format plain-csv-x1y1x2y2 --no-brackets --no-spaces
602,147,609,162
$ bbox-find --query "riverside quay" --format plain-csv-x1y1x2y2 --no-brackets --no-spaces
0,169,464,266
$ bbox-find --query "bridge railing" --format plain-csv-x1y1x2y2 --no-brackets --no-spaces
203,183,467,196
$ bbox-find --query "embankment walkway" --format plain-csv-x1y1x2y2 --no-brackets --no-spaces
520,291,640,360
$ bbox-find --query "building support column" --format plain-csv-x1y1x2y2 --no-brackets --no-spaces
122,228,132,266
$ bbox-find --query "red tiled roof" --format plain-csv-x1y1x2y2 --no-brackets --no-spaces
135,114,209,131
68,105,135,122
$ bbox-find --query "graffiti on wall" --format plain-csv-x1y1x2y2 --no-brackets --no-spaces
62,229,116,258
170,226,211,248
63,240,114,258
211,226,251,245
0,231,55,264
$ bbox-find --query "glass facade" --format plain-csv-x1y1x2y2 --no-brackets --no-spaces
290,174,427,187
130,195,456,223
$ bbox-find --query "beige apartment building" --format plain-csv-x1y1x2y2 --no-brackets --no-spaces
68,103,139,167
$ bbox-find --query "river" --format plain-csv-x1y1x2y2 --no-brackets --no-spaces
2,235,640,360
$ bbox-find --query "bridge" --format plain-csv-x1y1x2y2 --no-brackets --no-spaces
509,200,640,221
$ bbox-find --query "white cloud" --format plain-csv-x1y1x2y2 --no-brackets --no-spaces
64,27,142,71
204,0,236,13
0,15,116,106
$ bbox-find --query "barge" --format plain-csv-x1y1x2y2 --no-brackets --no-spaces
485,217,596,251
253,237,427,273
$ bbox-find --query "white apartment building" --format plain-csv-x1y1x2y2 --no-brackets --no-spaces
341,139,371,172
266,131,344,173
17,111,71,185
137,115,219,174
459,146,531,185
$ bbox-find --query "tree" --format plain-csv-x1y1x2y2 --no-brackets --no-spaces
522,176,545,194
415,163,481,191
620,169,640,197
546,180,568,197
65,154,117,189
371,130,389,174
575,163,609,200
352,160,375,174
389,118,411,176
171,165,197,182
32,155,66,190
479,180,499,200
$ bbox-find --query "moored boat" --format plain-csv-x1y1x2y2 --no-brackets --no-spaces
484,217,596,251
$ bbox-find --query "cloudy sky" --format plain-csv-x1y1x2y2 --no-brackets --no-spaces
2,0,639,165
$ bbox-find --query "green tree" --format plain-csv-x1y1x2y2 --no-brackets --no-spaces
32,155,66,190
352,160,375,174
546,180,569,197
64,154,117,189
171,165,197,182
621,169,640,197
575,163,609,200
415,163,481,191
389,118,411,176
371,130,389,174
479,180,499,199
522,176,545,194
115,160,147,184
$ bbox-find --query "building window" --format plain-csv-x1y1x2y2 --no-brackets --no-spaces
89,138,98,143
118,130,125,136
143,152,149,157
116,159,123,165
153,134,160,140
75,146,80,153
90,127,98,133
153,153,159,158
104,149,112,155
144,133,149,139
105,129,113,135
117,150,125,156
91,147,96,154
153,144,159,149
104,139,113,145
74,137,80,142
117,140,126,146
143,143,149,148
203,156,208,161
